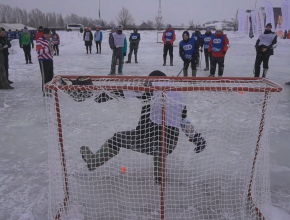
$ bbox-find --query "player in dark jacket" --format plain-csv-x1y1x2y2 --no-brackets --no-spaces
191,26,204,68
125,28,141,64
80,70,207,184
179,31,199,77
202,27,214,71
254,23,277,77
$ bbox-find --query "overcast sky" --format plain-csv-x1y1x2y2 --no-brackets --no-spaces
2,0,282,25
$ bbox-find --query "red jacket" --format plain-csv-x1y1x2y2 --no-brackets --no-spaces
287,32,290,39
208,32,229,57
162,28,176,45
36,31,44,41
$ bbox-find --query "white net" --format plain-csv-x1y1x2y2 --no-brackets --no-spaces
45,76,282,220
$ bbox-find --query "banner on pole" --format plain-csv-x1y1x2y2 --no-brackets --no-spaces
276,15,284,37
251,10,258,35
238,9,247,34
255,8,265,34
264,1,276,31
282,0,290,30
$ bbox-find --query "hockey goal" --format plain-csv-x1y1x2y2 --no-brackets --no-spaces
45,76,282,220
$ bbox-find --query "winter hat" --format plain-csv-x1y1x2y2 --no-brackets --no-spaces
1,27,5,31
216,28,222,32
86,27,90,30
117,25,123,29
148,70,167,77
196,26,201,30
182,31,189,37
266,23,272,28
96,27,100,30
43,28,51,34
167,24,172,28
23,26,28,33
39,26,43,30
206,27,211,30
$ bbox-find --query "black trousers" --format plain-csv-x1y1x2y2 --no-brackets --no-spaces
210,56,225,76
183,59,197,70
204,49,211,67
254,54,270,77
95,41,101,53
163,44,173,58
39,60,54,93
53,44,59,55
3,57,9,80
23,45,31,62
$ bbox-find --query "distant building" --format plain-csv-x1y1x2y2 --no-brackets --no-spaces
139,22,151,29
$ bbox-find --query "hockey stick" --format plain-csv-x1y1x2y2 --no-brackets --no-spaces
177,57,192,77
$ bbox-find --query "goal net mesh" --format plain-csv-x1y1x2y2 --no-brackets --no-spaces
45,76,282,220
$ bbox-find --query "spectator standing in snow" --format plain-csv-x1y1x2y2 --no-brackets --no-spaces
36,28,54,96
254,23,277,78
208,28,229,77
94,27,103,54
51,29,60,56
162,24,176,66
109,25,127,75
0,28,13,84
36,26,44,41
7,29,13,41
83,27,93,54
19,26,34,64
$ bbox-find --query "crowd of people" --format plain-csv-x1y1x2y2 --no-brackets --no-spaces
0,22,286,91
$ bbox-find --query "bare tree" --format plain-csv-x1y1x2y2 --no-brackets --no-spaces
154,16,163,30
229,9,239,33
188,19,195,30
116,7,135,28
108,20,116,28
146,20,154,28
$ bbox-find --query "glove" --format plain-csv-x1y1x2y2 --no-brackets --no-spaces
190,132,206,153
166,41,171,46
123,52,126,56
222,51,226,54
94,93,112,103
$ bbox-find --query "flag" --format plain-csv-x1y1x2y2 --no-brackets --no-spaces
251,10,258,35
255,8,265,34
282,0,290,30
238,9,247,34
264,1,276,31
249,16,254,38
276,15,284,37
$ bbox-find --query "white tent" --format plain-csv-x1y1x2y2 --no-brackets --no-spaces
0,23,37,31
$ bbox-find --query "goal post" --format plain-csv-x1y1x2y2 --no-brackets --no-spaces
45,76,282,220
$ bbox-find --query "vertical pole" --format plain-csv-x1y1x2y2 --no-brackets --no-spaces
54,89,70,219
247,91,269,220
99,0,101,20
160,90,166,219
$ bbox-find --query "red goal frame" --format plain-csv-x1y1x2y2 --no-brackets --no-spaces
45,76,282,220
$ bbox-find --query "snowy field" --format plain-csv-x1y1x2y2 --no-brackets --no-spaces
0,30,290,220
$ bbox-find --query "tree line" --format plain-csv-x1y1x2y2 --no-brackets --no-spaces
0,3,237,30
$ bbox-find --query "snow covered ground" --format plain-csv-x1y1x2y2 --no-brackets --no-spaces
0,30,289,220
